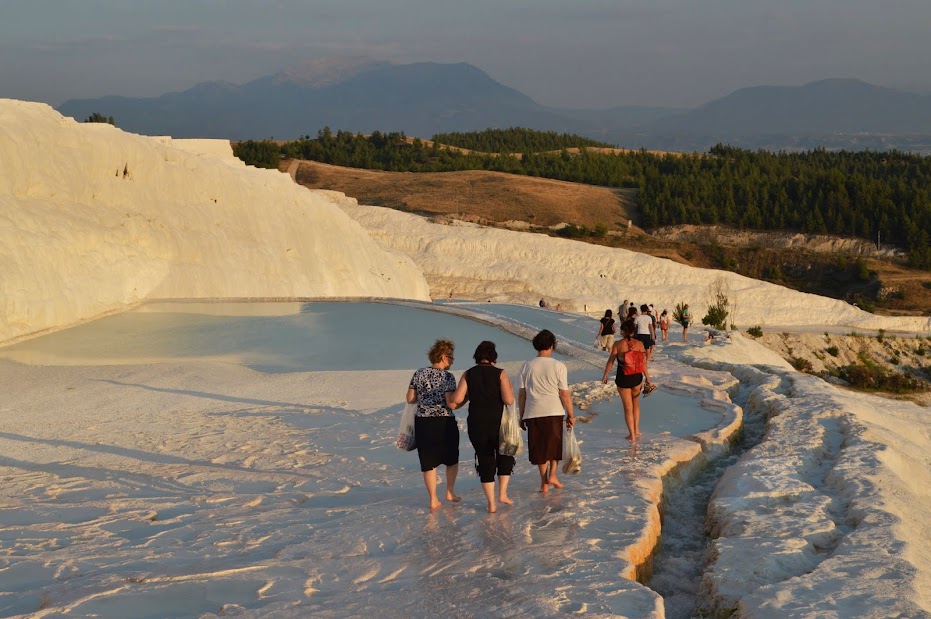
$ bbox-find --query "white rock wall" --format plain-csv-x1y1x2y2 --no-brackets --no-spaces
0,100,430,343
341,202,931,333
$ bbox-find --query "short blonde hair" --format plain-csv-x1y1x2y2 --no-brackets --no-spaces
428,339,455,364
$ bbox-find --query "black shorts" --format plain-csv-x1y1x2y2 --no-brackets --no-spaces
615,372,644,390
637,334,653,350
415,416,459,471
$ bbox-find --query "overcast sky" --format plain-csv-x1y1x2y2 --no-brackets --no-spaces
3,0,931,110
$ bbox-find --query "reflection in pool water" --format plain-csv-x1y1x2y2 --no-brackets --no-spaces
586,390,720,437
0,302,558,373
2,300,722,437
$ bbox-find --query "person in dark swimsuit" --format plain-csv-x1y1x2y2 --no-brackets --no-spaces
450,341,516,513
601,319,651,441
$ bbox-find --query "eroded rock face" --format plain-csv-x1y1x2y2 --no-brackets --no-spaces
339,202,931,333
0,100,430,342
651,224,898,257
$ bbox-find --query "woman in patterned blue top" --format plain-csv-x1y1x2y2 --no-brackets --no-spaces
407,339,462,510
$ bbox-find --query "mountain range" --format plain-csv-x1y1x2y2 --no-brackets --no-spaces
57,59,931,152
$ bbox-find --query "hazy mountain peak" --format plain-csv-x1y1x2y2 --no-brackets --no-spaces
273,56,390,87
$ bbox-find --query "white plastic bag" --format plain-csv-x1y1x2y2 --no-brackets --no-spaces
562,427,581,474
498,404,524,456
396,402,417,451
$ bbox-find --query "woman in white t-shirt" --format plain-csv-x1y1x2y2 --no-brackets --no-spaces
518,330,575,494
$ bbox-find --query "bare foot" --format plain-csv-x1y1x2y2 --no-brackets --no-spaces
429,500,442,510
626,434,635,441
539,483,550,494
498,495,513,505
487,502,497,514
548,478,564,489
446,492,461,502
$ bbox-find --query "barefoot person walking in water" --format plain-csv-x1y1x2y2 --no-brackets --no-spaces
451,341,516,513
407,339,461,509
518,330,575,494
602,319,652,440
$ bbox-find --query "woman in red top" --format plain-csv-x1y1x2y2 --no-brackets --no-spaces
601,320,652,441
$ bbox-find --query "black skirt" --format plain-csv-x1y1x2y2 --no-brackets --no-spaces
415,416,459,472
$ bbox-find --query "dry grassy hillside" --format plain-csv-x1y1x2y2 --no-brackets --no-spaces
287,159,638,232
284,158,931,316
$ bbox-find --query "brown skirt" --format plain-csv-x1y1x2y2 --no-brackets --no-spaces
526,416,563,464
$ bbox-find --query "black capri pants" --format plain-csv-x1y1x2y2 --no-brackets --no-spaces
467,414,515,483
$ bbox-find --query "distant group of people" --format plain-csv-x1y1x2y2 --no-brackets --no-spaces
596,300,691,352
406,330,574,512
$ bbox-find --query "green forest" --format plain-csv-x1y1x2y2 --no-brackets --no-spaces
233,129,931,269
431,128,614,152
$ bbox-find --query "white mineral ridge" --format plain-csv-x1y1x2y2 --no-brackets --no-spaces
0,100,429,343
682,335,931,617
341,203,931,333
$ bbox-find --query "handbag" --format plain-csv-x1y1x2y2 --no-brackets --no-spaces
396,402,417,451
498,403,524,456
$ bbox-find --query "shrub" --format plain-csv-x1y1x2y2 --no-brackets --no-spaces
837,363,927,393
826,346,839,357
556,223,590,238
790,356,813,373
673,302,688,326
746,325,763,338
877,329,885,343
702,279,729,330
84,112,115,125
916,346,927,356
592,224,609,238
922,281,931,290
889,355,901,365
233,140,281,169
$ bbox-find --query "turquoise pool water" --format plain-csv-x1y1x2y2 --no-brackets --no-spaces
0,302,554,373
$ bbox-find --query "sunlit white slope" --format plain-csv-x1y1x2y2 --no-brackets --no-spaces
341,203,931,333
0,100,429,343
681,336,931,617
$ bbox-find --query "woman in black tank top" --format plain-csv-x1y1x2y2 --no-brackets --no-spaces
450,341,516,513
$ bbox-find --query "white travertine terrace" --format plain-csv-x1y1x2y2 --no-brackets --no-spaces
0,100,429,343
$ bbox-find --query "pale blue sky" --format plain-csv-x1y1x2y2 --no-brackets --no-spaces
2,0,930,108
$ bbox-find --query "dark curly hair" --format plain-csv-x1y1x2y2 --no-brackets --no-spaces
532,329,557,351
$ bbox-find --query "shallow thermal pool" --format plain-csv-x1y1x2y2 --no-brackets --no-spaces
0,301,552,372
1,300,722,438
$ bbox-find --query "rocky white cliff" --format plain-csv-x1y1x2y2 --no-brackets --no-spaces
0,100,430,343
340,203,931,333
